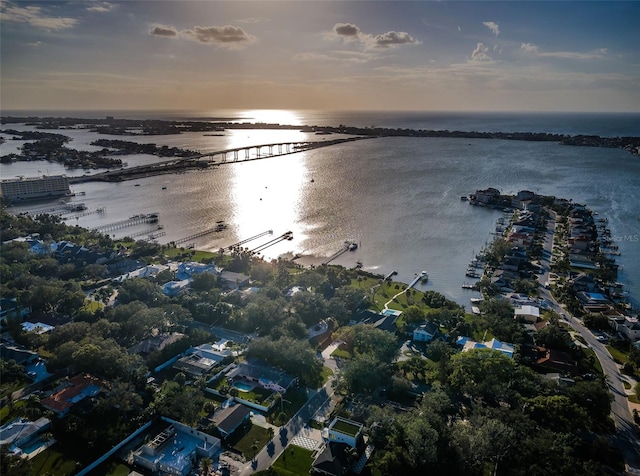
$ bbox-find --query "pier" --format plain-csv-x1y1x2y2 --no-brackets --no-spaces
384,270,398,281
248,231,293,255
322,241,358,266
174,222,227,246
92,213,159,232
117,225,164,239
225,230,274,251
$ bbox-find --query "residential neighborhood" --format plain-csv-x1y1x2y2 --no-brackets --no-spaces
1,189,639,476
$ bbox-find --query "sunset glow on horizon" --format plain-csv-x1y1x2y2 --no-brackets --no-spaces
1,1,639,113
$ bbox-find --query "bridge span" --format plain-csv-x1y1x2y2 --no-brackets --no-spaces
69,136,369,183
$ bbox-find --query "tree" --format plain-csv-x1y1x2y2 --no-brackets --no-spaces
337,353,389,394
452,415,515,475
450,349,518,405
199,457,212,476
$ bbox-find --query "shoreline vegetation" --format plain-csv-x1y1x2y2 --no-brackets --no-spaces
1,115,638,172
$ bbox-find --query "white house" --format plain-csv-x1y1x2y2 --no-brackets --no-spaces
461,337,515,359
412,321,439,342
514,305,540,324
323,417,363,448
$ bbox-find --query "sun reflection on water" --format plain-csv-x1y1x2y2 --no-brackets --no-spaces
237,109,303,126
222,120,310,258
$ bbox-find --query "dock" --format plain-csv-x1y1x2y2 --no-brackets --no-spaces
322,241,358,266
174,222,227,246
225,230,273,252
92,213,159,232
384,270,398,281
248,231,293,255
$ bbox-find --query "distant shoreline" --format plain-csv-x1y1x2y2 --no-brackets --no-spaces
2,115,639,157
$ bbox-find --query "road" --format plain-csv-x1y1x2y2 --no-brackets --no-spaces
238,344,340,475
539,209,640,473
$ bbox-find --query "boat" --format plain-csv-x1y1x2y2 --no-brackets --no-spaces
462,283,475,289
420,270,429,283
460,195,469,201
162,186,167,190
346,241,358,251
470,297,484,304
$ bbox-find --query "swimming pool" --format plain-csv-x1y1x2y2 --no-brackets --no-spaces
233,381,254,392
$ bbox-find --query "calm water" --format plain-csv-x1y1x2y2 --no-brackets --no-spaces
2,111,639,310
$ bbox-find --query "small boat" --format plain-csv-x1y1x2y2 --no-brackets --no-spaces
420,270,429,283
460,196,469,201
162,186,167,190
346,241,358,251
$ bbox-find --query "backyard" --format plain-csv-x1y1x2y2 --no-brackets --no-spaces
271,445,315,476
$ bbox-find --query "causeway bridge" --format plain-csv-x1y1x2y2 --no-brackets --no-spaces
69,136,369,183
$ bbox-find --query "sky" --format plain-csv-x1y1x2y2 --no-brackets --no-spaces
1,0,639,113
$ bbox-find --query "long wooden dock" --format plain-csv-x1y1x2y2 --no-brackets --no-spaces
248,231,293,255
92,213,159,232
174,222,227,245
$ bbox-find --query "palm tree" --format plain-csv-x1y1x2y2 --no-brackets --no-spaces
251,440,259,460
199,457,212,476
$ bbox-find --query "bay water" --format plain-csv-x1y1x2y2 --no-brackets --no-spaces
2,111,638,310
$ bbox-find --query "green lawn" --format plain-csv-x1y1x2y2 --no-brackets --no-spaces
229,423,271,460
266,390,308,425
272,445,315,476
331,347,351,359
29,445,78,476
0,399,26,425
606,345,628,365
320,366,334,386
331,419,361,436
579,347,603,375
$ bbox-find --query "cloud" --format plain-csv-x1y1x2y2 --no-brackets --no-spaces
539,50,608,60
149,24,178,38
334,22,361,38
24,40,43,47
1,2,78,30
236,17,268,24
483,21,500,36
294,50,374,64
87,2,116,13
471,42,491,61
520,43,539,54
181,25,256,47
520,43,608,60
331,22,419,50
372,31,419,48
457,26,462,32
